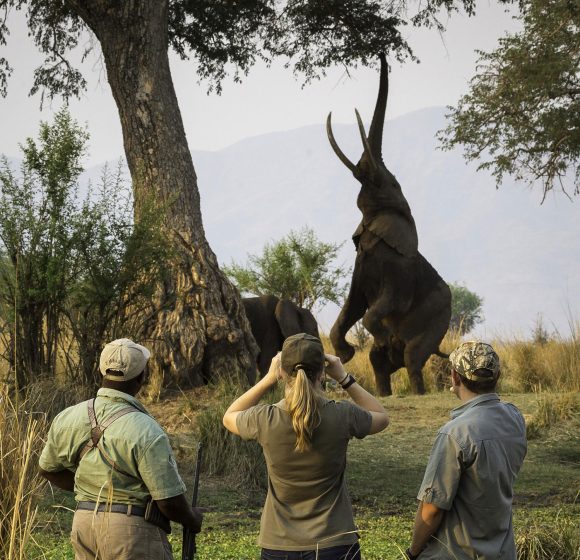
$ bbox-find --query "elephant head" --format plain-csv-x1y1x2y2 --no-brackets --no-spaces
243,295,320,376
326,53,418,259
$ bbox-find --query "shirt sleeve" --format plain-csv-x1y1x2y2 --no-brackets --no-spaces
235,405,265,442
346,402,373,440
138,433,186,501
417,432,463,510
39,415,77,472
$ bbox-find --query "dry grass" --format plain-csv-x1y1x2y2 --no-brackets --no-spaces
0,385,48,559
525,391,579,440
321,328,579,396
516,512,580,560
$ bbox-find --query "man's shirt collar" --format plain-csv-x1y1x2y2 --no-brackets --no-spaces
96,388,150,415
450,393,500,420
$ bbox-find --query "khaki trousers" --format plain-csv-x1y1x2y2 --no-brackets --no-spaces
71,509,173,560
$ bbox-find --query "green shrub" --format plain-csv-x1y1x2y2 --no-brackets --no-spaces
195,381,283,492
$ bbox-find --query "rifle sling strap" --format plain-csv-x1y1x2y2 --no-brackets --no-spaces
77,398,140,477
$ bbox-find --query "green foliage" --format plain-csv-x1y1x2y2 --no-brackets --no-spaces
448,282,483,335
2,0,488,99
0,109,168,388
224,227,349,311
440,0,580,199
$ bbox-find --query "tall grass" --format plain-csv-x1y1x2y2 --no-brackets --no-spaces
195,381,282,491
0,385,48,559
498,334,580,393
525,390,579,439
516,512,580,560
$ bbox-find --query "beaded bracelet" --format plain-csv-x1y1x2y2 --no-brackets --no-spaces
341,374,356,390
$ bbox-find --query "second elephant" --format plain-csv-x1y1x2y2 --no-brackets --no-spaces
243,295,320,376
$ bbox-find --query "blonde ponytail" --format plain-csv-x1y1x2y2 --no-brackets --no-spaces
285,368,322,452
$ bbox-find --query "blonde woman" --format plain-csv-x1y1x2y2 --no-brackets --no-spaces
223,333,389,560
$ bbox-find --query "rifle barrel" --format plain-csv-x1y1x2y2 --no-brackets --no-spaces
182,442,203,560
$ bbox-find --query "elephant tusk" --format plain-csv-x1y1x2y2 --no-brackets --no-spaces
355,109,378,174
326,112,357,174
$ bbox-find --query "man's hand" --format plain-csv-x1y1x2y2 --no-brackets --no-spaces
156,494,203,533
39,468,75,492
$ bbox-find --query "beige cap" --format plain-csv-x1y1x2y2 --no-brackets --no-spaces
99,338,150,381
450,341,500,382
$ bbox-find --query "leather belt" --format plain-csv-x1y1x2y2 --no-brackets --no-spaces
76,501,146,516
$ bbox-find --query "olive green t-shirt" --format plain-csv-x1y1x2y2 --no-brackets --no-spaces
39,388,186,505
236,398,372,551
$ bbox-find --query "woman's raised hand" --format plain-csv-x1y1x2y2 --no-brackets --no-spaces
264,352,283,385
324,353,347,383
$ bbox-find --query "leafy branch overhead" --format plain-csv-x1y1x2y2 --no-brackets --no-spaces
439,0,580,199
224,227,349,311
1,0,494,100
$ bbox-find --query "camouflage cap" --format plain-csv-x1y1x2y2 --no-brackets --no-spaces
449,341,500,382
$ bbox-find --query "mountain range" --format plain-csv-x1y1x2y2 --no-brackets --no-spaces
6,106,579,338
192,106,579,338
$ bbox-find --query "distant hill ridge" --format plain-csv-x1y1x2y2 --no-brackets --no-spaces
6,107,579,336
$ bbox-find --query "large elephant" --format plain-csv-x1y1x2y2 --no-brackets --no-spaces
243,295,320,376
327,53,451,395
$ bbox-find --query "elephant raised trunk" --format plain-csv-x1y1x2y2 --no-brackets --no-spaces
326,53,389,177
326,53,451,396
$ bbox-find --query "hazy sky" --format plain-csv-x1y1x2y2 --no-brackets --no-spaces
0,2,520,164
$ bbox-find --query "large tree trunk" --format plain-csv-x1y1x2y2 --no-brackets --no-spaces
66,0,258,392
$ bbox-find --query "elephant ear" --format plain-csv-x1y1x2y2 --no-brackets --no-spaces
297,308,319,339
275,298,302,339
362,213,418,258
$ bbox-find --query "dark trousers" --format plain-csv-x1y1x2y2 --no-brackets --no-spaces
261,542,361,560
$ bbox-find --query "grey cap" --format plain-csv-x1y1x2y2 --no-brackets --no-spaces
99,338,150,381
450,341,500,382
281,333,324,378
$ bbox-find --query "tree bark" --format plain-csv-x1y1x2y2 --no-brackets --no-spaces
65,0,258,392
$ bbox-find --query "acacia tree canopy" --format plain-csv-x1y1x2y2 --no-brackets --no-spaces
439,0,580,200
1,0,491,102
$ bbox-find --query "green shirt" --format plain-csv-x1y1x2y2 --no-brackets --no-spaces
236,398,372,551
39,388,186,505
417,394,527,560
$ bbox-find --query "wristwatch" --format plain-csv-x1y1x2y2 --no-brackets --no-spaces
340,374,356,389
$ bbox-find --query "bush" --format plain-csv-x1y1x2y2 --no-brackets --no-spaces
195,382,283,492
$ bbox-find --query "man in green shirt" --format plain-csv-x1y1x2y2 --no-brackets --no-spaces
39,338,203,560
406,341,527,560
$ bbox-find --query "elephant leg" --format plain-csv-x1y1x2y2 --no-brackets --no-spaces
361,295,395,346
330,278,367,364
369,342,403,396
403,336,436,395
